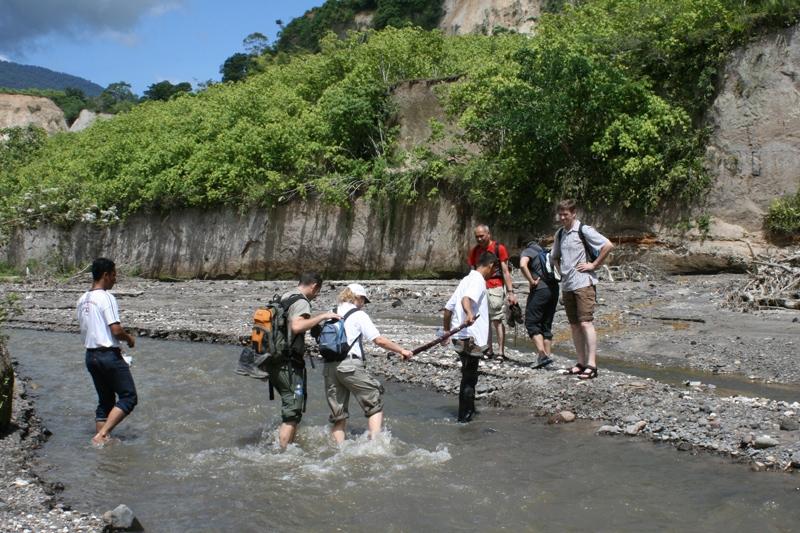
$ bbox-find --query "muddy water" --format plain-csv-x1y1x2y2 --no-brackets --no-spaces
7,329,800,532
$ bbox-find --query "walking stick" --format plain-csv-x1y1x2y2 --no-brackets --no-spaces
384,315,479,358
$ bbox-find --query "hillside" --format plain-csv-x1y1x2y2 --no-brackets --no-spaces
2,0,800,258
0,60,103,96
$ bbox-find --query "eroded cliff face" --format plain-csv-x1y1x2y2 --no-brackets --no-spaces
0,94,66,134
704,24,800,232
4,197,482,278
439,0,541,35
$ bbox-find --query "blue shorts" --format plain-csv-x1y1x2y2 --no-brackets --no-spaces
85,348,138,421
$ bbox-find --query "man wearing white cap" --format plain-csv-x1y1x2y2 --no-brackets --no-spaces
324,283,413,443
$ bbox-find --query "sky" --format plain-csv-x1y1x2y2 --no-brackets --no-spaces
0,0,322,95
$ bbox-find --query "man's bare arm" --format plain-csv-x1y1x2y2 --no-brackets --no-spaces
290,311,340,335
110,323,135,348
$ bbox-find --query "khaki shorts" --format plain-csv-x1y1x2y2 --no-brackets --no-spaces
323,358,384,422
563,285,596,324
487,286,506,321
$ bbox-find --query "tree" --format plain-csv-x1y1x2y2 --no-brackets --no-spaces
142,80,192,101
51,87,89,124
243,32,271,56
94,82,137,113
220,53,255,83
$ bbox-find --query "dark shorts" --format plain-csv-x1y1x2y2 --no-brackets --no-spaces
266,361,305,424
525,283,559,339
85,348,138,421
563,285,597,324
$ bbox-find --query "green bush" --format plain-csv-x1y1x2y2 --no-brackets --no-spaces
765,192,800,237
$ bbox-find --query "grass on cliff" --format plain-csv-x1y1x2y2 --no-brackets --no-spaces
2,0,800,234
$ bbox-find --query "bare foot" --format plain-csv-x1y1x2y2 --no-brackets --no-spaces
91,433,111,447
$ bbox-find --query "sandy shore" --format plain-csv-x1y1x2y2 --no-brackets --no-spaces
1,271,799,528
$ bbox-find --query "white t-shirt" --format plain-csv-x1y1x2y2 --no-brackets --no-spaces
445,270,489,346
76,289,121,349
336,302,380,358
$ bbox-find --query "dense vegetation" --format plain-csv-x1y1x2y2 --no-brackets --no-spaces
3,0,800,237
0,60,103,96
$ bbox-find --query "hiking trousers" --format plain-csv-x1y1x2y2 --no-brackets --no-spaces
452,338,484,423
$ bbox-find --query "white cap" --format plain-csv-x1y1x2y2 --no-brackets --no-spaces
347,283,370,303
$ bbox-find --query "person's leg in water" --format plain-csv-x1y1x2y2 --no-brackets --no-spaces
279,421,298,449
458,353,480,422
276,364,304,449
88,350,136,446
367,411,383,439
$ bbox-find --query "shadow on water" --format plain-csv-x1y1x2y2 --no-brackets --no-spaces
5,329,800,532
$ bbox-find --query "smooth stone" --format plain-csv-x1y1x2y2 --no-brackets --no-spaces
102,504,141,530
754,435,779,448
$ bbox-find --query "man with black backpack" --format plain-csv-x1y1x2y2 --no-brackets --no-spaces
269,272,339,449
519,239,560,369
551,199,613,381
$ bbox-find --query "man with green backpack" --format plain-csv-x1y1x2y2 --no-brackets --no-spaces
261,272,339,449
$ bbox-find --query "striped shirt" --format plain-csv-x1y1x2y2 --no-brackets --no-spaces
551,220,609,292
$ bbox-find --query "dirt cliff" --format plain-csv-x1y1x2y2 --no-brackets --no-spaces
704,23,800,232
439,0,542,35
0,93,66,134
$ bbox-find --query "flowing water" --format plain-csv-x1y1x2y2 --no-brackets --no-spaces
6,329,800,532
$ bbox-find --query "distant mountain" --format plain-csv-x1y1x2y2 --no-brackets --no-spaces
0,60,103,96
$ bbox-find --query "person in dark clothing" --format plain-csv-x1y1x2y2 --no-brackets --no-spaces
519,240,559,369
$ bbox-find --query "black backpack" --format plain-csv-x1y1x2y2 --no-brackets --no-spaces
487,241,513,280
537,248,558,284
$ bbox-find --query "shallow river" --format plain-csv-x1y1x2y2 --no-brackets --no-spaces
7,329,800,532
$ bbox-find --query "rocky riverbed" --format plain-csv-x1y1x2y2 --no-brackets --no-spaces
1,272,800,529
0,367,105,531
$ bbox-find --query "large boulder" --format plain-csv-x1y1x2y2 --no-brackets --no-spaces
0,93,67,134
68,109,113,132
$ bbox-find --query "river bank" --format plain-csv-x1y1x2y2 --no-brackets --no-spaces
2,272,799,475
0,363,105,531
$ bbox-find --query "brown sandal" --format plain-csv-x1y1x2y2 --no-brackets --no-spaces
567,363,586,375
578,365,598,380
